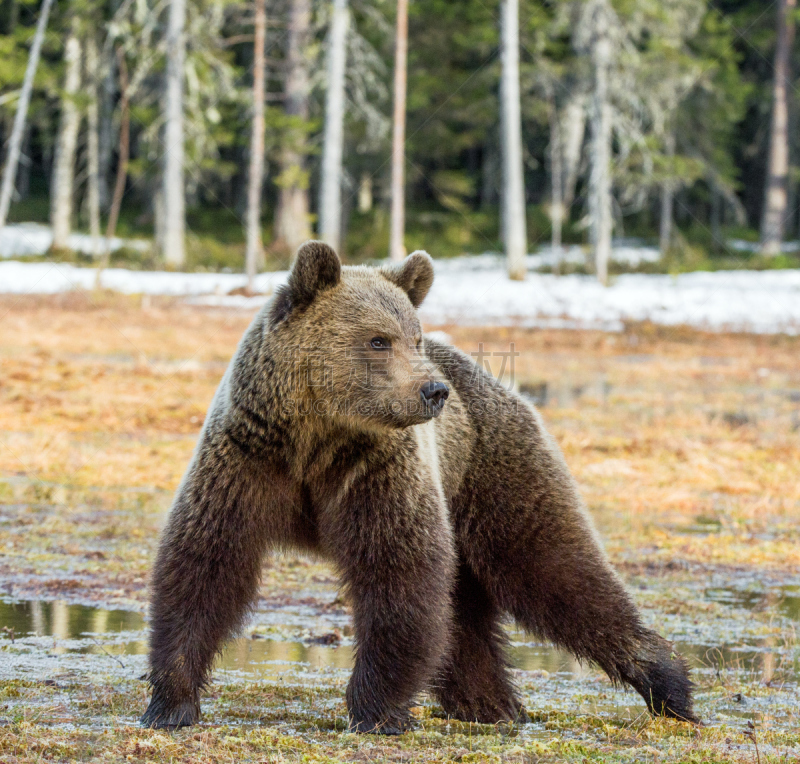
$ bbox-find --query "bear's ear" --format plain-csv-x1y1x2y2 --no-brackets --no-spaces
271,241,341,323
381,250,434,308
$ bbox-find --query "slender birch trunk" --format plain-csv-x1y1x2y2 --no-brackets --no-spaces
50,27,82,250
319,0,349,253
760,0,795,256
561,92,585,209
388,0,408,262
162,0,186,266
86,37,102,256
245,0,267,290
548,95,563,274
0,0,54,229
658,131,675,256
588,0,612,285
500,0,527,280
275,0,312,252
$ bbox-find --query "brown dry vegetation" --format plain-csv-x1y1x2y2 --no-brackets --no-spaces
0,293,798,763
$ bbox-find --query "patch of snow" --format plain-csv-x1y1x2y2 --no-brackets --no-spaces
0,222,150,258
1,258,799,335
0,260,284,295
458,243,661,271
419,264,800,335
727,239,800,253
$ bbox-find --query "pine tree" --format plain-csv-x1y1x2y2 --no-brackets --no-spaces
319,0,349,252
246,0,267,288
274,0,312,253
760,0,795,255
388,0,408,262
50,23,82,250
162,0,187,266
500,0,527,280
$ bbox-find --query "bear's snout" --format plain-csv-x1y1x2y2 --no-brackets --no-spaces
420,381,449,413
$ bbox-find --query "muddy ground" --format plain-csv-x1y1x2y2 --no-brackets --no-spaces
0,293,798,763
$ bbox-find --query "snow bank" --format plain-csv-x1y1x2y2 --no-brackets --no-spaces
1,257,799,335
0,260,285,295
422,258,800,334
0,223,150,258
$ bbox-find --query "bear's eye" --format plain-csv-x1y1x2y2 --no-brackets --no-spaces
370,337,390,350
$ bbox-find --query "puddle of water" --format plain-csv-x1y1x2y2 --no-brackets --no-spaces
2,596,796,684
0,600,585,680
704,585,800,621
0,600,351,679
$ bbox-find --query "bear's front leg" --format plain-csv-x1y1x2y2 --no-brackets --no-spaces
319,456,455,734
141,439,283,729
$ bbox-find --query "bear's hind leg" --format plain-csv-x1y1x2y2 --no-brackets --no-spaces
434,563,526,724
468,497,696,723
456,403,697,723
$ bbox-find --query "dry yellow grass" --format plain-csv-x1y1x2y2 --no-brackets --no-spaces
5,296,797,561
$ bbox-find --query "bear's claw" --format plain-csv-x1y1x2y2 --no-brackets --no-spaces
140,697,200,729
349,713,411,735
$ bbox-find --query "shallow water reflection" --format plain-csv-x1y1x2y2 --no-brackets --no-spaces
1,596,796,685
0,599,586,678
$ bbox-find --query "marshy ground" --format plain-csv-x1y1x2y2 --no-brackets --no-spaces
0,294,798,763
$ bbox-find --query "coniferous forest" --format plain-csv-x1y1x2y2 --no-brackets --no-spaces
1,0,799,279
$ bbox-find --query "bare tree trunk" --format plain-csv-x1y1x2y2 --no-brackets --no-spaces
246,0,267,290
162,0,186,266
659,131,675,256
548,95,563,274
319,0,349,253
98,62,116,209
500,0,527,280
274,0,311,253
760,0,795,256
561,91,585,209
588,0,612,285
0,0,54,229
86,36,102,257
50,26,82,250
388,0,409,262
104,52,129,250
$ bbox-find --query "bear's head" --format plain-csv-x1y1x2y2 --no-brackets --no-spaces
269,241,448,430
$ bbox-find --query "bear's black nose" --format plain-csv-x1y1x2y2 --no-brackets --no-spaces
420,381,449,410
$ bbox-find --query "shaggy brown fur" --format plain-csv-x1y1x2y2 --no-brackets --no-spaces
141,241,697,733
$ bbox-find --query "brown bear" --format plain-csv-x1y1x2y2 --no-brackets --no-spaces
140,241,696,733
